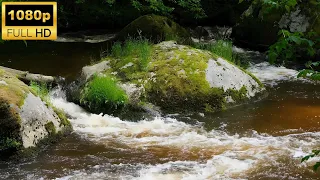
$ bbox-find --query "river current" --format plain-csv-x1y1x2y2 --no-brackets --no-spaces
0,40,320,179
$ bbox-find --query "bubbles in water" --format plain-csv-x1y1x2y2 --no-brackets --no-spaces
50,88,320,180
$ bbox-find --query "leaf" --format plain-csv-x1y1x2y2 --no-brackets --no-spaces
302,155,312,162
310,73,320,80
312,150,320,155
297,69,314,78
288,36,302,45
311,62,320,67
313,162,320,171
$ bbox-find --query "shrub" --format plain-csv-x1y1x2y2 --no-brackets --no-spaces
268,30,318,64
80,75,128,114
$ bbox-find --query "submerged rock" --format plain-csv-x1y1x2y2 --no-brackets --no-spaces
116,14,191,43
76,41,265,114
0,69,71,158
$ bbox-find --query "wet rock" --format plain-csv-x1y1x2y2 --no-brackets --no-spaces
116,14,191,43
0,70,71,158
81,61,111,81
80,41,265,114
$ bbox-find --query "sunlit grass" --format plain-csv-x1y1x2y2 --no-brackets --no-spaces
111,39,152,71
80,75,128,113
192,40,249,69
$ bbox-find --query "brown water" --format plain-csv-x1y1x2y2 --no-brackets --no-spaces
0,41,107,80
0,41,320,179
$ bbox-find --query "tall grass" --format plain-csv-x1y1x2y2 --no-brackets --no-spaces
80,75,128,113
193,40,249,69
111,39,152,71
30,81,50,103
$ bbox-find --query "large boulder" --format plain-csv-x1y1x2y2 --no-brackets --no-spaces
116,14,191,43
73,41,265,114
232,1,320,50
0,69,71,158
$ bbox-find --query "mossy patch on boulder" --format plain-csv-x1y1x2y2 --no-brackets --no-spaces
0,70,72,159
78,41,265,114
116,14,191,43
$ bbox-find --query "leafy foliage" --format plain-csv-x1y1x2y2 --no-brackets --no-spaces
239,0,298,13
73,0,205,19
301,150,320,171
268,30,318,64
298,61,320,80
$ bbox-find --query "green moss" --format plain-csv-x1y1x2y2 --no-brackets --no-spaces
0,98,22,157
0,137,21,152
80,75,128,114
52,106,71,127
226,86,248,102
204,103,214,113
45,121,56,135
0,69,4,76
95,41,263,113
144,45,227,112
0,71,30,108
116,14,191,43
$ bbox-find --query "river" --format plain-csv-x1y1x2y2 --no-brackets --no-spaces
0,40,320,179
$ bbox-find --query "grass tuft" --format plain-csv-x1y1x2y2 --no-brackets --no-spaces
110,39,152,71
30,81,50,103
192,40,249,69
80,75,128,113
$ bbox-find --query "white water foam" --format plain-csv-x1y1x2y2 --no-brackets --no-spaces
51,89,320,180
247,62,300,86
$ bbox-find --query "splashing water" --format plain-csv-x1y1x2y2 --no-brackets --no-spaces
49,88,320,180
247,62,300,86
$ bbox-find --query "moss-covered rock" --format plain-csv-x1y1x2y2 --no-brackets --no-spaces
78,41,265,114
0,70,72,159
116,14,191,43
232,1,320,50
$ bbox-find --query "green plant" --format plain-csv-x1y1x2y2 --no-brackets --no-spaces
0,137,21,151
302,150,320,171
299,61,320,169
298,61,320,80
268,30,318,64
72,0,205,19
30,81,50,103
111,39,152,71
192,40,248,68
80,75,128,113
239,0,299,13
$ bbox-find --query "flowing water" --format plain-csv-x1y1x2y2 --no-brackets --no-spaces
1,40,320,179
